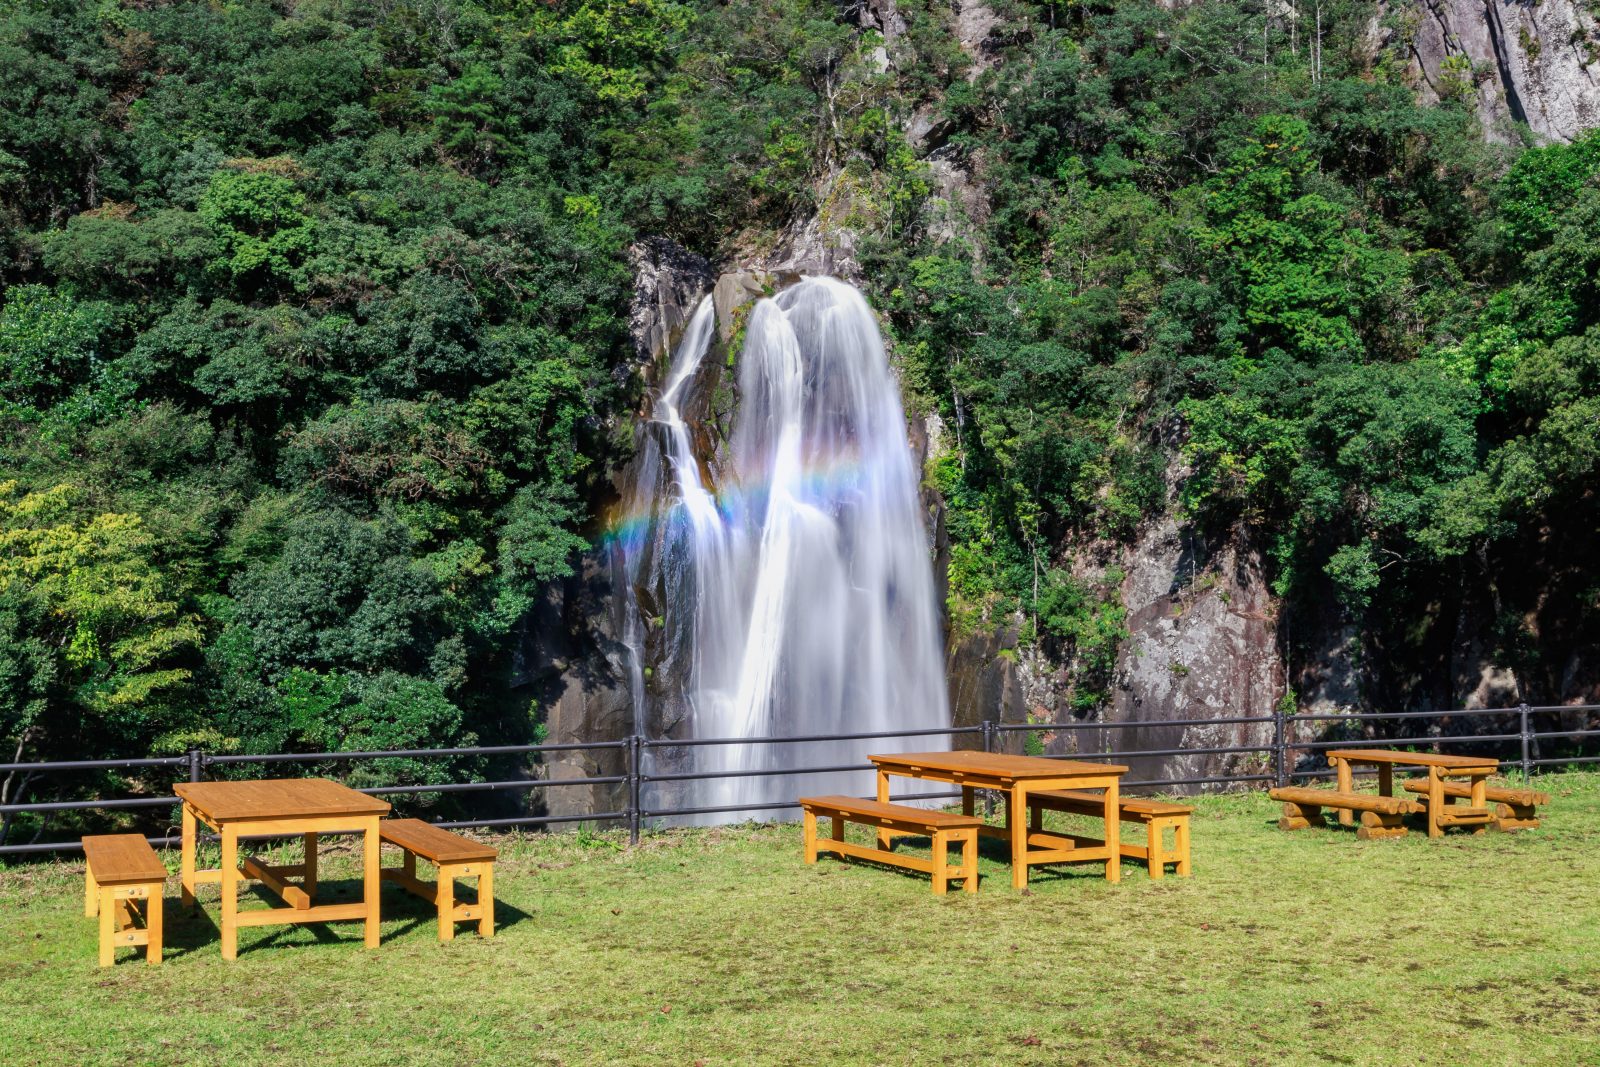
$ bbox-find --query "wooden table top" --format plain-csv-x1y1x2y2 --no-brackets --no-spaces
869,750,1129,780
1325,748,1497,770
174,778,392,822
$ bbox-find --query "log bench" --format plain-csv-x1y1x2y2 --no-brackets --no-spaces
1025,790,1193,879
379,819,496,941
1267,787,1424,840
83,834,166,967
1403,779,1550,831
799,796,981,895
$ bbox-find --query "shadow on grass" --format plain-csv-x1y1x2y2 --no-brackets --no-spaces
158,876,532,959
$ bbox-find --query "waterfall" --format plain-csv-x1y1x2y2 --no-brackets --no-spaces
618,277,949,821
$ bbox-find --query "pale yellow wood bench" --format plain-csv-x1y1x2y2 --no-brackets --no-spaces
379,819,496,941
1268,786,1424,839
799,795,981,895
83,834,165,966
1403,779,1550,830
1025,790,1194,878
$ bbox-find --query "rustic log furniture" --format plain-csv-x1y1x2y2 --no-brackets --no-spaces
175,778,391,960
1402,778,1549,831
1324,749,1498,838
82,834,166,967
1026,791,1194,877
867,751,1129,888
379,818,497,940
798,795,982,895
1267,786,1424,839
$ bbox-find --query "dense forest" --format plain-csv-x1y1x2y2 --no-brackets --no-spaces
1,0,1597,822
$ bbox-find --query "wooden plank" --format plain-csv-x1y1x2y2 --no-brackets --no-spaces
798,795,983,831
82,834,167,885
230,902,371,928
239,854,310,909
1401,779,1550,806
379,819,496,864
814,836,936,874
868,750,1129,782
1028,790,1194,820
1267,787,1423,815
381,868,438,903
174,778,391,822
1323,748,1498,770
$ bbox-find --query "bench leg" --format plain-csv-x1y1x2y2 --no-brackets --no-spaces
1357,810,1408,840
1029,803,1042,835
1175,817,1192,877
437,867,455,943
931,832,948,895
1279,801,1324,831
1335,760,1354,826
146,885,163,966
478,864,494,938
98,887,115,967
831,815,845,850
1146,818,1167,880
962,786,975,817
85,862,98,918
803,810,818,864
962,829,979,893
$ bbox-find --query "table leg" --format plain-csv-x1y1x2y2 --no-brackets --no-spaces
1427,769,1444,838
876,769,891,850
1378,763,1393,797
303,832,319,902
1335,758,1354,826
180,804,196,911
220,825,239,961
363,817,381,949
962,785,975,817
1470,774,1489,835
1009,786,1028,890
1104,779,1121,884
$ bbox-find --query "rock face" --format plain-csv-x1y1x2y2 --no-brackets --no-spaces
524,237,714,818
1401,0,1600,142
1106,516,1281,791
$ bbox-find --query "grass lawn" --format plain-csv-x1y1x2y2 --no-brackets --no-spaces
3,774,1599,1066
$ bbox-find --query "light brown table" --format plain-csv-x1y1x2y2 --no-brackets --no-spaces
868,751,1129,888
175,778,392,960
1325,749,1497,838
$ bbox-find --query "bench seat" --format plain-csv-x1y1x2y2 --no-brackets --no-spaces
798,796,981,895
1025,790,1194,878
1267,787,1423,839
379,819,495,941
1402,779,1549,830
83,834,165,966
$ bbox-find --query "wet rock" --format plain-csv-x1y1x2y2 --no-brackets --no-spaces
626,237,715,378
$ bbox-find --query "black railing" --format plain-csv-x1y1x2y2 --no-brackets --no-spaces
0,703,1595,856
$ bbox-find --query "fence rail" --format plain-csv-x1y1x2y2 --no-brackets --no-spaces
2,703,1596,856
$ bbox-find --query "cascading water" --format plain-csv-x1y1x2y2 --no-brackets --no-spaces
618,277,949,821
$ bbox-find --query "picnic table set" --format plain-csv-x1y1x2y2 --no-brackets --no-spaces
82,778,497,967
79,745,1550,964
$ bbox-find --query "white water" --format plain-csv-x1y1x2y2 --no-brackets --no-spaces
621,277,949,820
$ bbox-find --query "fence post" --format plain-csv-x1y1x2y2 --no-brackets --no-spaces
626,735,642,847
1272,704,1288,788
186,747,204,783
1518,703,1533,783
980,720,995,818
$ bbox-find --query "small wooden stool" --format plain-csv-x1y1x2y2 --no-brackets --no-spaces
83,834,166,966
379,819,496,941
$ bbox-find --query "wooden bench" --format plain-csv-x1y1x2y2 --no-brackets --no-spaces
1403,779,1550,831
378,819,496,941
1025,790,1193,879
83,834,165,967
799,796,981,895
1267,787,1424,840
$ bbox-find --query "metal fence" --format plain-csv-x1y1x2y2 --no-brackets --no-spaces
2,703,1596,857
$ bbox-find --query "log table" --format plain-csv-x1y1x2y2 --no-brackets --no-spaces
175,778,391,960
1323,749,1497,839
868,751,1128,888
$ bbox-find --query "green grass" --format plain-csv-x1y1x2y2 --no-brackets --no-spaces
4,775,1600,1066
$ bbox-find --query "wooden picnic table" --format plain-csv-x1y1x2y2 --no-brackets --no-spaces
1324,749,1497,838
868,751,1129,888
175,778,391,960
